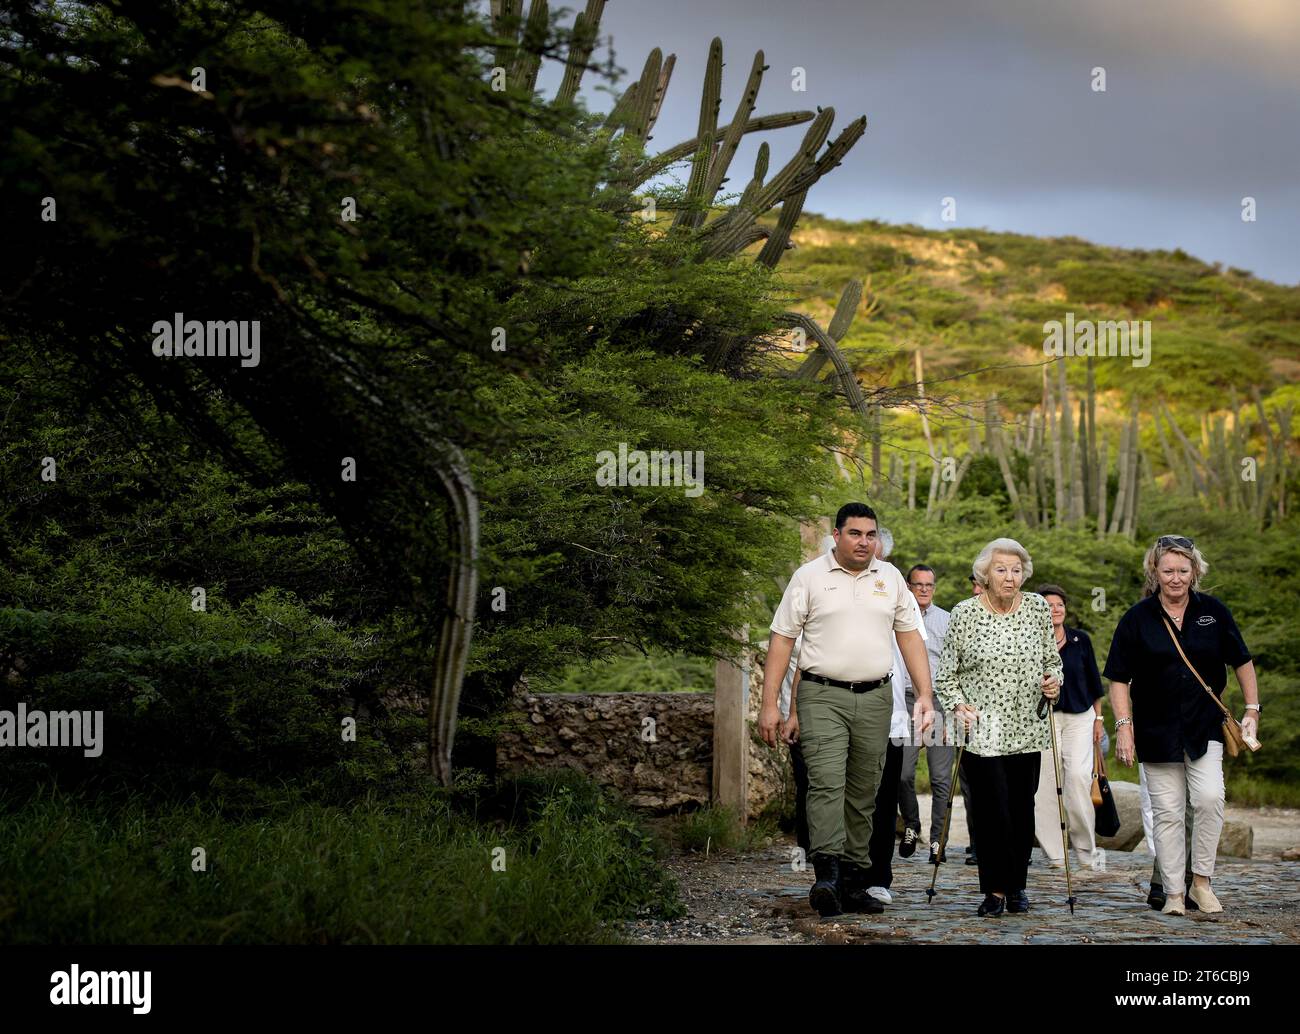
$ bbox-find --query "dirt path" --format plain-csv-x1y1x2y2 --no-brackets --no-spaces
622,804,1300,945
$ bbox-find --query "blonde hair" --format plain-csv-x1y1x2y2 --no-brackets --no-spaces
972,538,1033,588
1143,541,1208,597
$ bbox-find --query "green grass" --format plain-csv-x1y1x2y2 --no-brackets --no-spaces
671,805,780,855
1224,775,1300,808
0,771,683,944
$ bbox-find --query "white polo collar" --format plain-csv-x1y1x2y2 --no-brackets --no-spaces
825,550,879,577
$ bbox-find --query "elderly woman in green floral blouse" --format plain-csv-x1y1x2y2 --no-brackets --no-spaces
935,538,1064,917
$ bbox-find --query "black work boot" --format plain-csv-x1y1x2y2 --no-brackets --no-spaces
809,854,843,917
840,860,885,914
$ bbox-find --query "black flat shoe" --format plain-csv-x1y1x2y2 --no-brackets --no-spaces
965,853,979,866
1007,890,1030,913
1147,883,1166,910
977,894,1006,917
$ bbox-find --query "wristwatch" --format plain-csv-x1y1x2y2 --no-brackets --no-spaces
1245,703,1261,714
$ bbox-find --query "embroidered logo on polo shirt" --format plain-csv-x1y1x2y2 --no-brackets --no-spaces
874,579,886,591
1196,615,1216,626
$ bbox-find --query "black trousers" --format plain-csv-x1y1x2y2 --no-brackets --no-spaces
863,740,903,888
964,751,1040,895
792,737,901,885
790,739,810,855
959,755,977,853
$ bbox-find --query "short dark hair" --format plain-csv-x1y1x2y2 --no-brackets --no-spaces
834,502,878,531
907,564,935,582
1036,583,1068,606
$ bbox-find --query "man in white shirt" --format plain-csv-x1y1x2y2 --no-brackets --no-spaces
859,528,926,902
897,564,955,865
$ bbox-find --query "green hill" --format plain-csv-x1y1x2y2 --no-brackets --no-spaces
770,213,1300,461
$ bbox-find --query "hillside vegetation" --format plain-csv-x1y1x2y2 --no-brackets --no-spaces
771,212,1300,462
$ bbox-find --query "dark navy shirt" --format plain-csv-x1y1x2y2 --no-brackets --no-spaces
1057,626,1104,714
1102,592,1251,763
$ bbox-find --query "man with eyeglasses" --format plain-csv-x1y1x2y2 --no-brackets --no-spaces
897,564,954,863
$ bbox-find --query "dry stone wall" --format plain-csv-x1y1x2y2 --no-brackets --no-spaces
494,657,792,819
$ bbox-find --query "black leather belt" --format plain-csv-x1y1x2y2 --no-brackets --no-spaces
799,670,891,693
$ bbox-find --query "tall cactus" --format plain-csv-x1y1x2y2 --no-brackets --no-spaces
988,399,1028,525
700,107,835,259
702,50,768,205
507,0,550,94
1046,366,1064,527
1108,418,1130,535
555,0,607,106
756,189,807,268
1095,432,1108,540
1070,397,1086,523
1084,355,1097,513
672,38,723,231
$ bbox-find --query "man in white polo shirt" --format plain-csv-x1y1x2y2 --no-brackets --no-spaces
760,502,937,917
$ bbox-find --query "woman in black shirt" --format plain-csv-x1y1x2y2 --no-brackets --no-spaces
1103,536,1261,917
1032,584,1105,871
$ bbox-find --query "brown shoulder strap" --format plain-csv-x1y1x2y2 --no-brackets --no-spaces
1161,615,1233,721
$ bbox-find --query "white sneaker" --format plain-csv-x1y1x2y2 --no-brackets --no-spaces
1188,885,1223,914
866,886,892,903
1073,850,1106,873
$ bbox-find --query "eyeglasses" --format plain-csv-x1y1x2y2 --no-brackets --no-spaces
1156,535,1195,551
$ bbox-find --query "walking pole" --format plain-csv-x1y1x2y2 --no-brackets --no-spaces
1039,694,1077,914
925,745,965,904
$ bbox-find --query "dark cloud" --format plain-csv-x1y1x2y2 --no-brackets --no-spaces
541,0,1300,283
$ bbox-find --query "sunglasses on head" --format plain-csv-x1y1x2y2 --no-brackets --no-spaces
1156,535,1195,550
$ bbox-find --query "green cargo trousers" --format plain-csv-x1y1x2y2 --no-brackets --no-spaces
796,679,893,865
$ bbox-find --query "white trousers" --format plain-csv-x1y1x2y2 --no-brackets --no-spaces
1138,764,1156,855
1033,709,1101,868
1143,742,1225,897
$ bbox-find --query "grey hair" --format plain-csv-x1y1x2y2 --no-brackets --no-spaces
972,537,1033,587
877,526,894,559
1143,541,1208,597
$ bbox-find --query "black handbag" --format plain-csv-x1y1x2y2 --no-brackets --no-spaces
1093,740,1121,838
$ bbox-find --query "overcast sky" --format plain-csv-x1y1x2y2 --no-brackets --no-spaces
536,0,1300,285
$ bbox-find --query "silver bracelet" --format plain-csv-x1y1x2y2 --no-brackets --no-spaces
1115,717,1133,729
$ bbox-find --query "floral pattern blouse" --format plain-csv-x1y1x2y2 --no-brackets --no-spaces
935,592,1065,756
